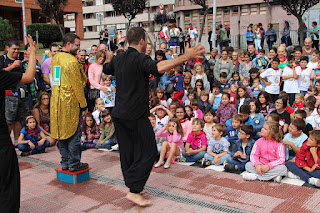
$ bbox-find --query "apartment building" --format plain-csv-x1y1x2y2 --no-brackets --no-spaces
65,0,175,40
0,0,84,40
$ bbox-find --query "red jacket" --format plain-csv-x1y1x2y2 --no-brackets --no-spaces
295,142,320,169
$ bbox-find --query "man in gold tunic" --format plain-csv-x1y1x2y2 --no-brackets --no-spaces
50,33,89,172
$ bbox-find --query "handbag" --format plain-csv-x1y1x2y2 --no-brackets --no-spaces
88,89,100,100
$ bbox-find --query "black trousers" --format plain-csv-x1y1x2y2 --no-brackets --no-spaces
113,116,157,193
313,39,319,50
0,143,20,213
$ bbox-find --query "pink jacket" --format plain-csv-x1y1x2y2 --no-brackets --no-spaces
156,128,184,150
88,63,103,89
180,119,192,142
250,137,285,169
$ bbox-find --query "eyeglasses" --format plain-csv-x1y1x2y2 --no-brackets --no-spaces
238,130,246,135
275,101,283,105
72,43,80,47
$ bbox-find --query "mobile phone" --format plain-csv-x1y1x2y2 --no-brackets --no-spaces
18,52,24,61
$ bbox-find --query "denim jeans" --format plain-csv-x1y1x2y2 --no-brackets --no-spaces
94,139,114,148
182,150,206,162
59,113,82,169
204,153,230,165
300,90,307,95
226,155,248,171
81,139,99,149
286,161,320,182
17,140,50,154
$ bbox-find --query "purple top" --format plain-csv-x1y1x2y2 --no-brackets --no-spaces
41,57,52,74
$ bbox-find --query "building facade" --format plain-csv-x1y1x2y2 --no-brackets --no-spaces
0,0,84,40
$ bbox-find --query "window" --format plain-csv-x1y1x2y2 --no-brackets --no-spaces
241,5,249,16
67,14,75,21
232,6,239,16
224,7,230,17
85,0,94,6
96,12,104,22
96,0,103,5
104,0,112,4
84,13,94,19
216,8,222,18
250,5,257,15
260,3,267,14
15,0,22,3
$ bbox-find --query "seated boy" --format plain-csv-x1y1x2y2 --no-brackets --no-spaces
224,114,242,146
224,124,255,172
294,109,314,136
209,82,222,111
225,104,254,127
181,118,207,162
198,90,213,113
283,118,308,160
219,72,231,93
242,77,253,98
285,130,320,187
202,124,230,166
252,49,268,70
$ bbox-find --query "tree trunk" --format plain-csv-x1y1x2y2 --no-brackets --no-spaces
54,18,64,38
198,9,208,43
298,16,305,46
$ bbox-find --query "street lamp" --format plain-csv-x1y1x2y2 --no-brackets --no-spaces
211,0,217,49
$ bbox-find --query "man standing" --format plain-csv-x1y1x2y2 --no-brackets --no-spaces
217,24,229,54
0,35,36,213
145,43,154,60
0,40,29,146
50,33,88,172
41,43,60,90
103,27,204,206
188,23,198,47
159,42,173,59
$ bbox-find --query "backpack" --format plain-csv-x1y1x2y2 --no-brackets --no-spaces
160,30,165,39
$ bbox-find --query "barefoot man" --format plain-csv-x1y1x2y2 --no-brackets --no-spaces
103,27,205,206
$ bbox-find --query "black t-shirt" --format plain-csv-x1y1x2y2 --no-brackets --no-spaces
0,55,24,90
0,70,22,145
103,47,161,120
271,110,291,127
304,123,313,136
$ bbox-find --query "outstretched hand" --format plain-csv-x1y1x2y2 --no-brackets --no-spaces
26,35,37,54
184,43,205,61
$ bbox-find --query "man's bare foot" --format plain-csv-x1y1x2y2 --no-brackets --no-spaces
126,192,152,207
140,189,147,194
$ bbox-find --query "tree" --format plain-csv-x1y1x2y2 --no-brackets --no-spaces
0,17,12,50
37,0,68,37
189,0,208,43
153,11,176,25
110,0,146,31
265,0,320,45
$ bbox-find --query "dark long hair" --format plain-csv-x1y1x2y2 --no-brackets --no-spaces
82,113,98,133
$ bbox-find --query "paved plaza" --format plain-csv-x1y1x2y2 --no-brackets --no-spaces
19,146,320,213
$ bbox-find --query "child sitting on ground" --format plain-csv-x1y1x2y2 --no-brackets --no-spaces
242,77,253,98
224,124,255,172
95,110,115,149
81,113,100,150
216,93,237,125
285,130,320,187
202,124,230,166
155,87,168,108
251,78,263,98
209,82,222,111
184,91,196,106
225,114,243,147
230,83,239,105
181,118,207,162
203,109,217,143
198,90,212,113
229,72,242,86
243,121,287,182
150,104,174,128
292,93,305,111
100,74,116,112
92,98,105,125
219,72,231,92
18,115,50,156
155,118,184,169
149,114,166,154
190,99,203,119
294,110,314,136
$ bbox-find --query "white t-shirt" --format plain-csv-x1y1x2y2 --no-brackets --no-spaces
307,61,318,70
298,67,312,91
260,68,282,94
282,66,301,93
306,115,316,128
314,114,320,130
162,26,169,39
100,85,115,108
155,115,169,128
189,27,198,40
92,110,101,125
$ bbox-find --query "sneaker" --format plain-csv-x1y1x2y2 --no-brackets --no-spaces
21,152,31,157
177,157,186,162
69,163,89,172
309,177,320,187
106,145,112,150
201,158,211,167
287,171,300,179
224,163,236,172
274,176,282,183
196,159,202,163
242,173,257,181
111,144,119,151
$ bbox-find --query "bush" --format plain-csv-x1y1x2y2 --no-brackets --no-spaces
27,23,63,48
0,17,12,50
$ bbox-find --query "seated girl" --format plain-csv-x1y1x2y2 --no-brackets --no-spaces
95,110,115,148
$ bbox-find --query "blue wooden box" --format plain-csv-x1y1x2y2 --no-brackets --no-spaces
55,167,91,184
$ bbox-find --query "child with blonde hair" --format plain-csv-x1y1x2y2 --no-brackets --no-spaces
191,62,210,92
100,74,116,112
155,87,168,107
243,121,287,182
92,98,105,125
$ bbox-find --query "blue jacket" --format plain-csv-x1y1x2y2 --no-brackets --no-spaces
231,138,256,162
250,113,265,133
224,126,239,144
199,100,213,113
246,32,254,41
225,116,254,127
265,29,276,42
170,74,184,91
236,98,250,111
252,56,268,70
160,72,171,90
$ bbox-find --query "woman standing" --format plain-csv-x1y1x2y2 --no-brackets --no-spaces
308,21,320,50
258,23,265,49
213,50,234,82
32,91,55,146
281,21,292,46
265,24,277,51
178,27,185,54
254,24,262,50
169,23,180,54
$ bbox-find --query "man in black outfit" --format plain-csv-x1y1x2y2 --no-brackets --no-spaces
103,27,205,206
0,35,37,213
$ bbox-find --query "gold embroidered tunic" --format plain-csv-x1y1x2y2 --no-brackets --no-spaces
50,52,87,140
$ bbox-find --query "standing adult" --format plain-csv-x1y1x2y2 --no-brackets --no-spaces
50,33,88,172
102,28,109,46
0,35,36,213
188,23,198,47
281,21,292,46
169,23,180,54
208,29,213,51
42,43,60,91
118,31,126,47
103,27,205,206
307,21,320,50
77,49,91,111
213,50,234,81
0,40,29,146
217,24,229,53
178,27,185,54
88,45,98,63
258,23,265,49
265,24,277,51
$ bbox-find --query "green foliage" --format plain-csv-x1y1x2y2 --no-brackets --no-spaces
27,23,63,48
0,17,12,50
